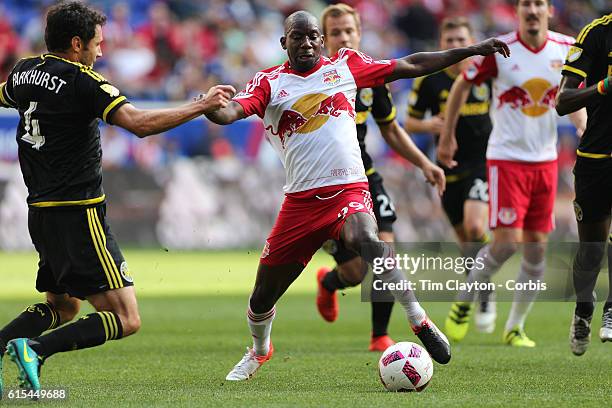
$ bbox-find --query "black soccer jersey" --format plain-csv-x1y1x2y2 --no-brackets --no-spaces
562,14,612,158
0,54,128,207
355,86,396,173
408,69,492,174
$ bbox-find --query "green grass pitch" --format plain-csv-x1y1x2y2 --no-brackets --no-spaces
0,250,610,407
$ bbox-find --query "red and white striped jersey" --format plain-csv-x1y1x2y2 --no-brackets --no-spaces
234,49,396,193
463,31,574,162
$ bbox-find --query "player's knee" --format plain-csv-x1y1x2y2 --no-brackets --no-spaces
463,221,485,242
575,243,606,272
118,311,141,337
128,313,142,335
344,229,378,255
525,246,546,265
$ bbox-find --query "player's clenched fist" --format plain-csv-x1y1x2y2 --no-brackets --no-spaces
199,85,237,113
470,38,511,58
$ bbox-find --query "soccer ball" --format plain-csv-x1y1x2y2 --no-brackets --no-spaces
378,342,433,392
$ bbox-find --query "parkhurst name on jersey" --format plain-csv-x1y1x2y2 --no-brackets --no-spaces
12,69,67,94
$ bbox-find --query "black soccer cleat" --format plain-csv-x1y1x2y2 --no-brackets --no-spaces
569,313,591,356
412,317,451,364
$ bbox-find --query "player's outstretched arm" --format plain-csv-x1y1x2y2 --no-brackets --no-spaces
385,38,510,82
111,85,236,137
437,75,471,169
204,101,247,125
556,75,609,115
379,120,446,194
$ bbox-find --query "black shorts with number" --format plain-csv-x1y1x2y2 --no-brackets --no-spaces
323,171,397,264
29,204,133,300
573,157,612,224
368,171,397,232
441,164,488,227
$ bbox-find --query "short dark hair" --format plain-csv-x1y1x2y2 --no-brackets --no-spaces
440,16,474,36
45,1,107,52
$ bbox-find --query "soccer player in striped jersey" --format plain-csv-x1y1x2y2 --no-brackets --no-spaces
0,1,233,395
556,13,612,355
204,10,509,380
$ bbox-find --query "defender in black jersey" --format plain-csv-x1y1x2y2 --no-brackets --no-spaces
0,1,234,393
407,18,492,244
557,13,612,355
409,70,491,228
316,4,446,352
406,17,495,333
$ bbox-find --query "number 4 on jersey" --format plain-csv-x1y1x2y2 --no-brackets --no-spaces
21,101,46,150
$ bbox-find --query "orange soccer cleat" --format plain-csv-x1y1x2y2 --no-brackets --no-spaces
369,334,395,352
316,267,338,322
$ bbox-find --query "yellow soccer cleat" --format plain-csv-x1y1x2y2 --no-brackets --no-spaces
503,326,536,347
444,302,472,342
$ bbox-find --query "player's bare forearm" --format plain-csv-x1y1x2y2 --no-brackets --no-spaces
556,75,607,116
569,108,588,136
112,84,236,137
386,38,510,82
387,49,473,81
205,101,246,125
112,102,206,138
380,120,429,168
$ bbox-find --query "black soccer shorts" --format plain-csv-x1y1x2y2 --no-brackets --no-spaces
441,164,488,227
29,204,133,300
573,157,612,224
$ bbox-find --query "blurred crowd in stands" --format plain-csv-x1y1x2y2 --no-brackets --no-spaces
1,0,610,101
0,0,605,245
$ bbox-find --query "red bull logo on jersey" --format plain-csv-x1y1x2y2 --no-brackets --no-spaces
322,69,341,86
266,92,355,148
497,78,558,117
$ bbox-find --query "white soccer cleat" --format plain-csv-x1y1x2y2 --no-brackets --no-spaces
600,308,612,343
569,314,591,356
225,344,274,381
475,300,497,334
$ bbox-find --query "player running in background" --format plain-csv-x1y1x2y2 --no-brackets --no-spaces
0,1,233,395
315,3,446,352
204,10,509,380
406,17,495,334
556,13,612,355
444,0,587,347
